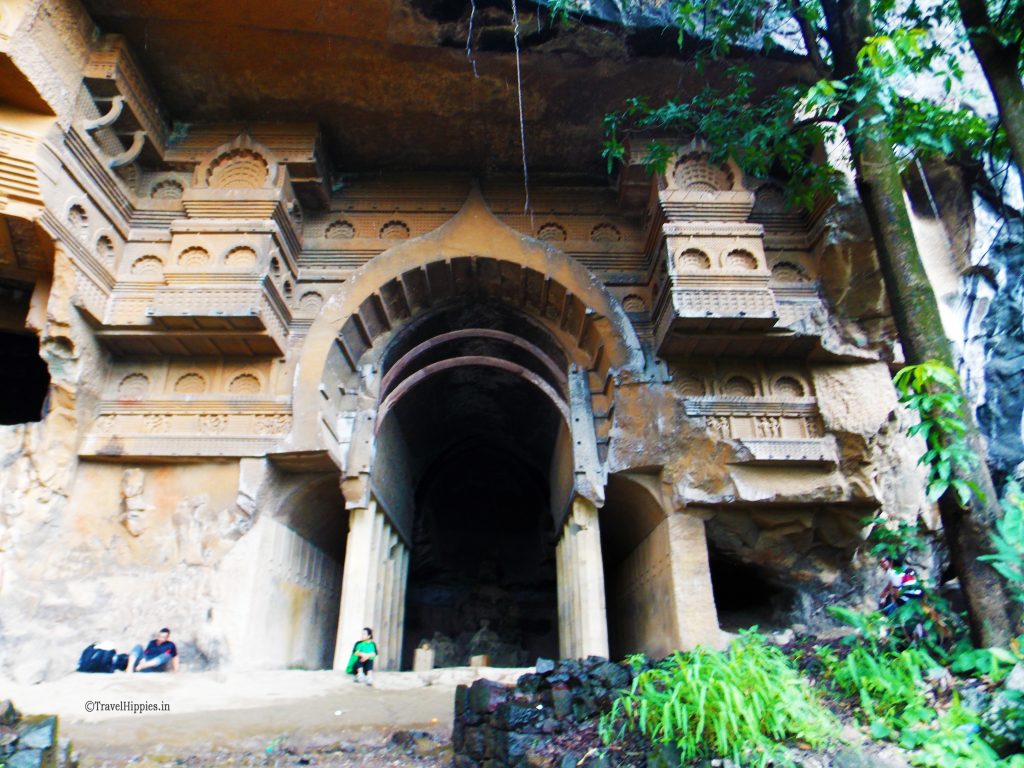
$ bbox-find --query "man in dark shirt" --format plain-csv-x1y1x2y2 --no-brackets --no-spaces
128,627,179,673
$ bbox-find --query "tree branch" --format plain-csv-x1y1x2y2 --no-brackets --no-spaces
787,0,830,76
792,115,841,130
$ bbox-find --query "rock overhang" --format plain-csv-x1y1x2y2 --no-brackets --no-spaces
81,0,814,178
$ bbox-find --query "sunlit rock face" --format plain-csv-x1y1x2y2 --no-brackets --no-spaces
0,0,952,681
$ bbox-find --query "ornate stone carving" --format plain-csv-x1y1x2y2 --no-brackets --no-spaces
379,220,410,240
677,374,706,396
117,373,150,399
671,153,733,192
174,373,207,394
771,261,809,283
621,294,646,313
206,148,269,189
722,376,756,397
142,414,169,432
119,468,152,537
756,415,782,438
255,413,291,434
590,223,621,242
773,376,806,398
151,178,184,199
177,246,210,268
130,255,163,276
724,249,758,270
299,290,323,312
706,415,729,438
95,235,115,263
227,373,261,394
537,222,567,241
67,204,88,238
325,219,355,238
676,248,711,271
198,413,228,433
224,246,257,269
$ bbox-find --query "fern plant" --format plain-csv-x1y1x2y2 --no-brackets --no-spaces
599,630,836,767
980,481,1024,608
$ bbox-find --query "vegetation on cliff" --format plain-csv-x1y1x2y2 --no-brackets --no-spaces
548,0,1023,647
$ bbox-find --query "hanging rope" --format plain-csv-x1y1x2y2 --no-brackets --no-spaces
511,0,531,216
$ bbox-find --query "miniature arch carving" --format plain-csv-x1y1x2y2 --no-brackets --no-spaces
722,375,757,397
670,153,735,192
193,134,279,189
771,374,808,398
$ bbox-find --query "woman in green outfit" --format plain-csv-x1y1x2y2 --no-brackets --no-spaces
345,627,378,686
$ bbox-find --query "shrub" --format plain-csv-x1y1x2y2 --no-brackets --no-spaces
599,630,836,767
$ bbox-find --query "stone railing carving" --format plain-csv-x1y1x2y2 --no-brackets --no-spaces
676,363,836,465
684,397,837,465
81,398,292,458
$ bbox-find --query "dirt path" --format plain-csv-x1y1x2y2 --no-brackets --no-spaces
2,667,528,766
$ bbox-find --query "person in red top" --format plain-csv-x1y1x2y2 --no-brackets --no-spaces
127,627,179,673
878,556,924,615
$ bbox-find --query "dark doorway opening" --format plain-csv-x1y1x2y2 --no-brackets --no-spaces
403,436,558,668
0,329,50,425
379,302,567,669
708,545,796,631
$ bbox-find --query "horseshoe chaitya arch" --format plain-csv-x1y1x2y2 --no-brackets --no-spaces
286,185,643,453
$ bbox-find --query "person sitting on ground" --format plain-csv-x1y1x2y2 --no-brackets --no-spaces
878,556,924,615
128,627,179,673
345,627,377,686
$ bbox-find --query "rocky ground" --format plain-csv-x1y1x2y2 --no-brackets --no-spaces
76,726,454,768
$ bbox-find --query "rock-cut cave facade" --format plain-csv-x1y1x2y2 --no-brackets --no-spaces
0,0,940,680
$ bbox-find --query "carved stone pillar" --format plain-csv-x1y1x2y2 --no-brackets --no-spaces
333,499,410,670
667,511,725,651
556,495,610,659
370,527,409,670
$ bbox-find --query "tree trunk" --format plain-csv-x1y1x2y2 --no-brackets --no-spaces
851,121,1014,648
833,0,1014,647
958,0,1024,175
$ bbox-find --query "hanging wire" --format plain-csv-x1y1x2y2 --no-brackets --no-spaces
466,0,479,77
511,0,531,216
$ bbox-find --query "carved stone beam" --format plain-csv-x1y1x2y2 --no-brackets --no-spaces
376,355,570,432
83,96,125,132
108,130,146,168
379,327,567,397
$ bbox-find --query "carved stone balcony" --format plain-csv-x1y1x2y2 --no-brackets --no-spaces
653,223,779,354
147,273,289,350
683,395,837,466
92,263,292,356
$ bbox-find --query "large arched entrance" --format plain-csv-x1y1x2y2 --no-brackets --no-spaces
377,302,569,668
288,187,647,669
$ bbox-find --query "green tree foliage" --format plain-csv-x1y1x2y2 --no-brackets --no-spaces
954,0,1024,174
894,360,983,506
595,0,1017,646
602,0,1002,205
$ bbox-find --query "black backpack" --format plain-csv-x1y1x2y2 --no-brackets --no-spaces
77,644,121,673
